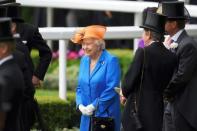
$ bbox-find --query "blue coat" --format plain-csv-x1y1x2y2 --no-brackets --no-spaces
76,50,121,131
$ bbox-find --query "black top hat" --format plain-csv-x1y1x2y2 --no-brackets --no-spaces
6,5,24,23
0,17,14,42
162,1,187,20
0,7,7,18
140,12,166,34
0,0,20,6
142,7,158,24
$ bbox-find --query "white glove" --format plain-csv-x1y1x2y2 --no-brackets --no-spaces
78,104,87,115
85,104,95,116
79,104,94,116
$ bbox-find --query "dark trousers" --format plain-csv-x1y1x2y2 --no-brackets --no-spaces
163,102,197,131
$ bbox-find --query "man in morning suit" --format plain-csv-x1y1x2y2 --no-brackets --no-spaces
0,1,50,130
162,1,197,131
0,0,52,87
121,12,177,131
0,17,25,131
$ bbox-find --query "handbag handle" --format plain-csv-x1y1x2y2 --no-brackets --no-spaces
93,100,111,117
135,48,145,112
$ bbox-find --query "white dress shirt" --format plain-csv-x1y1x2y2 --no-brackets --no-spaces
0,55,13,66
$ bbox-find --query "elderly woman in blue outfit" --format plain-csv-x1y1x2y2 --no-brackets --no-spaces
71,25,121,131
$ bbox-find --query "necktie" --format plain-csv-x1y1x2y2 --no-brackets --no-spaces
170,39,176,53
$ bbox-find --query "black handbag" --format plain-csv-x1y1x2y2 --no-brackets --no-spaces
130,48,146,130
91,102,115,131
91,116,115,131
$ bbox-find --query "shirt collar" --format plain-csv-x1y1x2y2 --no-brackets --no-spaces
13,33,20,38
171,29,184,42
0,55,13,66
146,40,155,46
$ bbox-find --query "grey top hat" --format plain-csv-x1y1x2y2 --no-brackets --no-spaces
140,12,166,34
0,17,14,42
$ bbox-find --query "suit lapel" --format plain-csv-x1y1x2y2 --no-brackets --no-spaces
175,30,188,52
176,30,188,44
90,50,106,80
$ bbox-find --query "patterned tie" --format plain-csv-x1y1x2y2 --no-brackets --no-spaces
170,39,176,53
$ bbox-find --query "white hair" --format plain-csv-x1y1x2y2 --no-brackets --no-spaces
95,39,106,50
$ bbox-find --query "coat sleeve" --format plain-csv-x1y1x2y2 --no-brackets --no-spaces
76,58,85,107
13,51,35,97
165,43,197,96
122,48,144,98
76,82,82,108
92,57,121,113
30,27,52,80
0,77,12,112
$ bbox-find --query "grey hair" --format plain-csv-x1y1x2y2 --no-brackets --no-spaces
151,31,164,42
95,39,106,50
144,28,164,42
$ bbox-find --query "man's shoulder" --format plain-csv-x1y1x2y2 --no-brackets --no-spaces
20,23,38,32
179,34,197,50
22,23,36,28
0,60,20,76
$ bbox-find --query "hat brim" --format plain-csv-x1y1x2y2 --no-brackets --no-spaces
83,36,103,40
0,2,21,6
0,37,14,42
71,36,103,44
140,25,164,34
70,38,82,44
11,17,24,23
167,16,187,20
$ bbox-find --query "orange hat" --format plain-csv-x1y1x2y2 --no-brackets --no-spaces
71,25,106,44
70,28,85,44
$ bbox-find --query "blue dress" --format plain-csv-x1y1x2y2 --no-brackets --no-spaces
76,50,121,131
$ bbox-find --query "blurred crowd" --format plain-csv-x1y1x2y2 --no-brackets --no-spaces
31,0,197,59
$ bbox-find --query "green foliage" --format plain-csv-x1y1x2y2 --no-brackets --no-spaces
21,7,34,24
30,50,39,69
42,59,80,90
35,89,80,131
108,49,133,79
67,59,80,67
46,59,59,74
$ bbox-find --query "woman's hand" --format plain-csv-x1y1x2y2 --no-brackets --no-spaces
79,104,95,116
79,104,86,114
86,104,95,116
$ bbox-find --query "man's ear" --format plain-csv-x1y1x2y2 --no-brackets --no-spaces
11,22,17,34
0,44,8,54
147,30,152,40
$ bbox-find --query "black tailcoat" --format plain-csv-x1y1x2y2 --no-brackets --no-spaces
122,42,177,131
18,23,52,80
13,49,35,97
0,58,25,131
165,30,197,130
